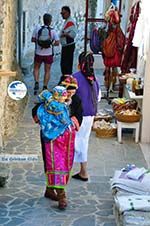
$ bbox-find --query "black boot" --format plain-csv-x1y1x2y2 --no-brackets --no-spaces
44,187,58,201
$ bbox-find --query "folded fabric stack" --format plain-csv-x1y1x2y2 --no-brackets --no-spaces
111,166,150,226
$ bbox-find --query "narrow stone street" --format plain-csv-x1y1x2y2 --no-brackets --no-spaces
0,54,147,226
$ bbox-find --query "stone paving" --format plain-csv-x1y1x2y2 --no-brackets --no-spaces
0,54,147,226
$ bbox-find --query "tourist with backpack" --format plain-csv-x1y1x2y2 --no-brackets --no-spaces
31,13,59,95
60,6,77,78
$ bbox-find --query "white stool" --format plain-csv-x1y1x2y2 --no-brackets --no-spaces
117,121,140,143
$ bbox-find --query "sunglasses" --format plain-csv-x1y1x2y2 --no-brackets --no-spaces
61,11,67,15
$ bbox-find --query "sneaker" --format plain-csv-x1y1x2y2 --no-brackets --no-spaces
34,82,39,95
43,86,47,90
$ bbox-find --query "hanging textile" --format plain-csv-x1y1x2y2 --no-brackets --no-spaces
90,26,101,54
102,24,125,67
90,23,108,54
132,0,150,76
102,6,125,68
121,1,140,73
101,5,125,90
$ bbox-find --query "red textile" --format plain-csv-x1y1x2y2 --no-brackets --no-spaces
121,1,140,73
103,48,122,67
103,26,124,67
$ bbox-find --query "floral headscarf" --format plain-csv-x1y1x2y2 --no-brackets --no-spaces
61,75,78,90
78,51,96,85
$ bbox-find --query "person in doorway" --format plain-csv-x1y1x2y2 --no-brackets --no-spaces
60,6,77,77
72,52,100,181
31,13,59,95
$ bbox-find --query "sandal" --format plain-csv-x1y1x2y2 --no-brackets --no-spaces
72,173,88,181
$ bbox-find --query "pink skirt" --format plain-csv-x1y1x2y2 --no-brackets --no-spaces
43,127,76,188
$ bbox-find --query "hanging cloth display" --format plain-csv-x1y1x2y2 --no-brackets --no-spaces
101,4,125,90
102,24,125,67
90,26,101,54
121,1,140,73
90,23,108,54
132,0,150,61
102,6,125,68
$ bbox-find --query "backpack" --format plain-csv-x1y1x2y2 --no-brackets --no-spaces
90,27,101,54
102,31,116,58
37,26,53,48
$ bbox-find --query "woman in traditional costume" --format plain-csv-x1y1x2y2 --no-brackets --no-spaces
36,79,82,210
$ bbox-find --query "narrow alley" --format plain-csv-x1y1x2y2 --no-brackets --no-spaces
0,55,147,226
0,0,150,225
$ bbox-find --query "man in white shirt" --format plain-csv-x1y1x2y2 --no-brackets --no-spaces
60,6,77,79
32,13,59,94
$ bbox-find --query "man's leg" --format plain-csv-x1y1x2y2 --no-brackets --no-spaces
43,55,53,89
33,61,41,95
43,63,51,89
67,44,75,74
60,44,75,76
33,62,41,82
60,46,67,75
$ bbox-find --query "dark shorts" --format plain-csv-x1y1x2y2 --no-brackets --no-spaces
34,54,53,65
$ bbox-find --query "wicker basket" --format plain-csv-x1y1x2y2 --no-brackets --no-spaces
115,112,141,123
95,127,117,138
92,125,97,132
112,100,137,112
94,115,112,122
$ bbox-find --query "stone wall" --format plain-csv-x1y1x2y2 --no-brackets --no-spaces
0,0,17,70
0,0,28,147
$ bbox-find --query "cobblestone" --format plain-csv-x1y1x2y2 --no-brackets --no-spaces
0,54,147,226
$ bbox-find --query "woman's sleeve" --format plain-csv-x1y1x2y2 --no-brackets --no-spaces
71,95,83,128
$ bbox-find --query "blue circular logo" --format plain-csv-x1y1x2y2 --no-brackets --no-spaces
7,81,27,100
